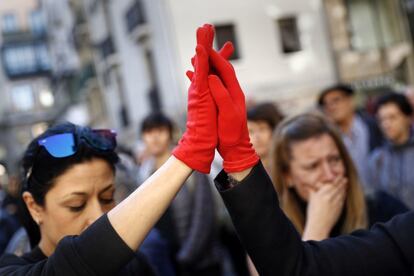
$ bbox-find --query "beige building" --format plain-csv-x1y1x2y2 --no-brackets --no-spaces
323,0,414,92
0,0,39,29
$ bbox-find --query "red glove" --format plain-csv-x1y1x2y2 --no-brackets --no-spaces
172,25,216,173
208,43,259,173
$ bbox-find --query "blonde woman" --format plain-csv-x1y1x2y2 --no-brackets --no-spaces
271,113,407,240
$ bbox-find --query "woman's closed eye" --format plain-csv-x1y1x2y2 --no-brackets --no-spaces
100,197,114,205
328,155,342,164
304,162,319,171
68,203,86,212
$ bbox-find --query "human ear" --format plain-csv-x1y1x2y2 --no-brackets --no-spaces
22,191,44,225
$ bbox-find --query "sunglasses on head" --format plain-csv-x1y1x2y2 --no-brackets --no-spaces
37,128,117,158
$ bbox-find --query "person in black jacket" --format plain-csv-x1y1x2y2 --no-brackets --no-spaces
0,123,155,275
216,162,413,276
202,32,413,275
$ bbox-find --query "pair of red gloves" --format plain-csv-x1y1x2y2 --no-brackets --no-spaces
173,24,259,174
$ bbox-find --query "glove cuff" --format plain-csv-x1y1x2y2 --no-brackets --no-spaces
222,150,259,173
172,143,213,174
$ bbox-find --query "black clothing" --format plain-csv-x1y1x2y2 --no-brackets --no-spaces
366,190,409,226
215,162,413,276
0,215,155,275
291,188,408,237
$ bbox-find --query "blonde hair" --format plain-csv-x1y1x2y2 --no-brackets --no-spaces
271,112,367,235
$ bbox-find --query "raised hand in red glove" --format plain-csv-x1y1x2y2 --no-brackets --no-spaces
208,43,259,173
172,25,216,173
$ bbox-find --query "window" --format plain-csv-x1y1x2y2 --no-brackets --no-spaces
125,0,146,33
4,46,36,75
215,24,240,60
3,43,51,77
35,44,51,70
99,37,115,59
2,14,18,33
30,10,46,35
11,85,35,111
347,0,404,50
144,50,161,111
277,16,302,54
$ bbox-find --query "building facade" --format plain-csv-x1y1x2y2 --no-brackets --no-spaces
0,0,79,173
323,0,414,92
80,0,337,148
165,0,337,113
81,0,184,145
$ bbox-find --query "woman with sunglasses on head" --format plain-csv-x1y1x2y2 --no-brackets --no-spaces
0,24,222,276
198,27,414,276
0,123,156,275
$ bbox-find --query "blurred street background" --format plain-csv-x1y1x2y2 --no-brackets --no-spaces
0,0,414,179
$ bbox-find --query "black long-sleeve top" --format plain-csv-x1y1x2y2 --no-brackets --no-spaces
215,161,413,276
0,215,155,275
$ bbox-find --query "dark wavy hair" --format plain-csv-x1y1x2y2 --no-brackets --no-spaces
374,92,413,116
20,122,119,248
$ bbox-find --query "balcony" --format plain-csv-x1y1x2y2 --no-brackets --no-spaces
2,24,47,45
1,42,51,79
2,9,47,44
337,42,412,82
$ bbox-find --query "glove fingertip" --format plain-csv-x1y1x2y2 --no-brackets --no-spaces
220,42,235,59
186,70,194,80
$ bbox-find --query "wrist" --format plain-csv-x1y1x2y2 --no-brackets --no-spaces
221,151,259,173
303,221,330,241
228,167,252,182
172,144,214,174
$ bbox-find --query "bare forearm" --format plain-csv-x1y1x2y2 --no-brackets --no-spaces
108,156,192,250
247,254,259,276
302,222,330,241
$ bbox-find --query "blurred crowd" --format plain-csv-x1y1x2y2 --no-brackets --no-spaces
0,82,413,276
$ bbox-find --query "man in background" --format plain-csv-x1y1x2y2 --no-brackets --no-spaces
368,93,414,209
318,84,383,191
